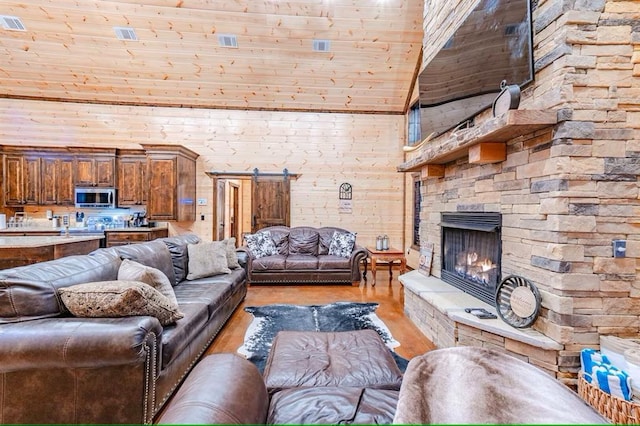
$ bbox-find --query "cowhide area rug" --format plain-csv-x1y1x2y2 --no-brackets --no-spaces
237,301,407,373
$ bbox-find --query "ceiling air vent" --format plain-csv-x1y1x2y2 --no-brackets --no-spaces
0,15,26,31
313,39,330,52
114,26,138,41
218,34,238,48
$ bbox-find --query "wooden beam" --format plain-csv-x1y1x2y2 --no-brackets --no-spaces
468,142,506,164
420,164,445,179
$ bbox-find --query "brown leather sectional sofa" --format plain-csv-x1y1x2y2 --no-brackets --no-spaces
0,234,247,424
241,226,367,286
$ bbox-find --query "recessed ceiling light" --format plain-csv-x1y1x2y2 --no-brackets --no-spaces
113,26,138,41
218,34,238,48
0,15,26,31
313,39,331,52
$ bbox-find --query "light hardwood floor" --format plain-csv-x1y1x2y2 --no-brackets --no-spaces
205,269,436,360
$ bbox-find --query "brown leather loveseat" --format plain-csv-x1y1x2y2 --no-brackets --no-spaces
240,226,367,286
0,234,247,424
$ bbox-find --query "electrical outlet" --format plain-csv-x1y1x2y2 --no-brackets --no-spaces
200,214,205,221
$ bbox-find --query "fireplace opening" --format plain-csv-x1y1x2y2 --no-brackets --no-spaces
441,212,501,305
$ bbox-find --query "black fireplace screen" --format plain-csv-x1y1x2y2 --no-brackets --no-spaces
441,213,501,305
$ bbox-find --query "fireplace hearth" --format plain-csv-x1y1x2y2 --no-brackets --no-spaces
441,212,501,305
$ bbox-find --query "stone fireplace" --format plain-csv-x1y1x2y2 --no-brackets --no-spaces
441,212,501,305
398,0,639,387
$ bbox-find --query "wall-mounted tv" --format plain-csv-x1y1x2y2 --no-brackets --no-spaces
418,0,534,139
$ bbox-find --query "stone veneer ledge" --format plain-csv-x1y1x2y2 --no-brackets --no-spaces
400,270,563,351
400,270,577,383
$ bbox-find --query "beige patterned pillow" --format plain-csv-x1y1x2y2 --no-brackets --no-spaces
186,241,231,280
59,280,184,326
224,237,241,269
118,259,180,308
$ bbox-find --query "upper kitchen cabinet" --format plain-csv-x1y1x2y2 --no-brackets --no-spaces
141,144,199,222
73,148,116,187
41,154,74,205
116,149,148,207
3,152,40,206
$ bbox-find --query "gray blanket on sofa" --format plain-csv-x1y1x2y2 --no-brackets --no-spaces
393,346,607,424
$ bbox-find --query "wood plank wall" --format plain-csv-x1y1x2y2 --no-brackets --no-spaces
0,98,407,247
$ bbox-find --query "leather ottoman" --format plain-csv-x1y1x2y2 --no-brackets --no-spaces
263,329,403,424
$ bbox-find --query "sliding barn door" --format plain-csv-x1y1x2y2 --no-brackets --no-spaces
251,175,290,232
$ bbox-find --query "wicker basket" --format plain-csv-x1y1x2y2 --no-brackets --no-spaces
578,374,640,424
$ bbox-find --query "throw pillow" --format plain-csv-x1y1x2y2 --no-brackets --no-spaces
223,237,241,269
186,241,231,280
328,231,356,258
58,280,184,326
244,231,278,259
118,259,181,309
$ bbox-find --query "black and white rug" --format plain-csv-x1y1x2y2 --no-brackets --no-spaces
237,301,407,373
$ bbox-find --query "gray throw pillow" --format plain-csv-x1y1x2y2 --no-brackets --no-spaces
186,241,231,280
224,237,241,269
118,259,181,309
59,280,184,326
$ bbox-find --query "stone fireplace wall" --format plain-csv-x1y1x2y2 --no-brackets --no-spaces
405,0,640,378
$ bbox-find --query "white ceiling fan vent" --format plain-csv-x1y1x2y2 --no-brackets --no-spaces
218,34,238,48
0,15,26,31
113,26,138,41
313,39,331,52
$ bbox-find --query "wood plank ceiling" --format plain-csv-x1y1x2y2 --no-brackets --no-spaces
0,0,424,113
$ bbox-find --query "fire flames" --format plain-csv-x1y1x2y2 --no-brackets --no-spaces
455,250,497,284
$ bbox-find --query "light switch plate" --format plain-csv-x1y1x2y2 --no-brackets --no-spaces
197,198,207,206
613,240,626,258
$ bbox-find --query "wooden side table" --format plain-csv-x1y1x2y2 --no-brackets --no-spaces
365,247,407,285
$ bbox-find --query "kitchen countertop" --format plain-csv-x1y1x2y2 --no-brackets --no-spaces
0,235,104,248
0,227,61,233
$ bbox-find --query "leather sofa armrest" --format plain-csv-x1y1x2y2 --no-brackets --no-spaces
157,353,269,424
350,245,368,281
237,247,254,280
236,247,250,269
0,316,162,371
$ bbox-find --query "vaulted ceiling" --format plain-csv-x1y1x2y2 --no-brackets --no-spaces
0,0,424,114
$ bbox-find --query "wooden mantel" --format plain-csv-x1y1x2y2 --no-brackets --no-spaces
397,110,558,172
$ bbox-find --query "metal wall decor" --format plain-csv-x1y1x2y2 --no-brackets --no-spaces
338,183,353,214
339,183,352,200
495,275,541,328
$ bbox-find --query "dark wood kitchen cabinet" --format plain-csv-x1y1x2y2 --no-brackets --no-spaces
141,144,198,222
3,153,41,206
41,155,74,205
116,149,148,207
105,228,169,247
74,148,116,187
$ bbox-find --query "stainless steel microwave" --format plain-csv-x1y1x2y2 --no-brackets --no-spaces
74,187,116,208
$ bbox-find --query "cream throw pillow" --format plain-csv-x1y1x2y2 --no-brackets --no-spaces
187,241,231,280
118,259,181,309
224,237,241,269
59,280,183,326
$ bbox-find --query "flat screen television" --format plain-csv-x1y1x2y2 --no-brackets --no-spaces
418,0,534,139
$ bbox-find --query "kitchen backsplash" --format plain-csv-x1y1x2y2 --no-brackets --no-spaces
5,206,149,229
